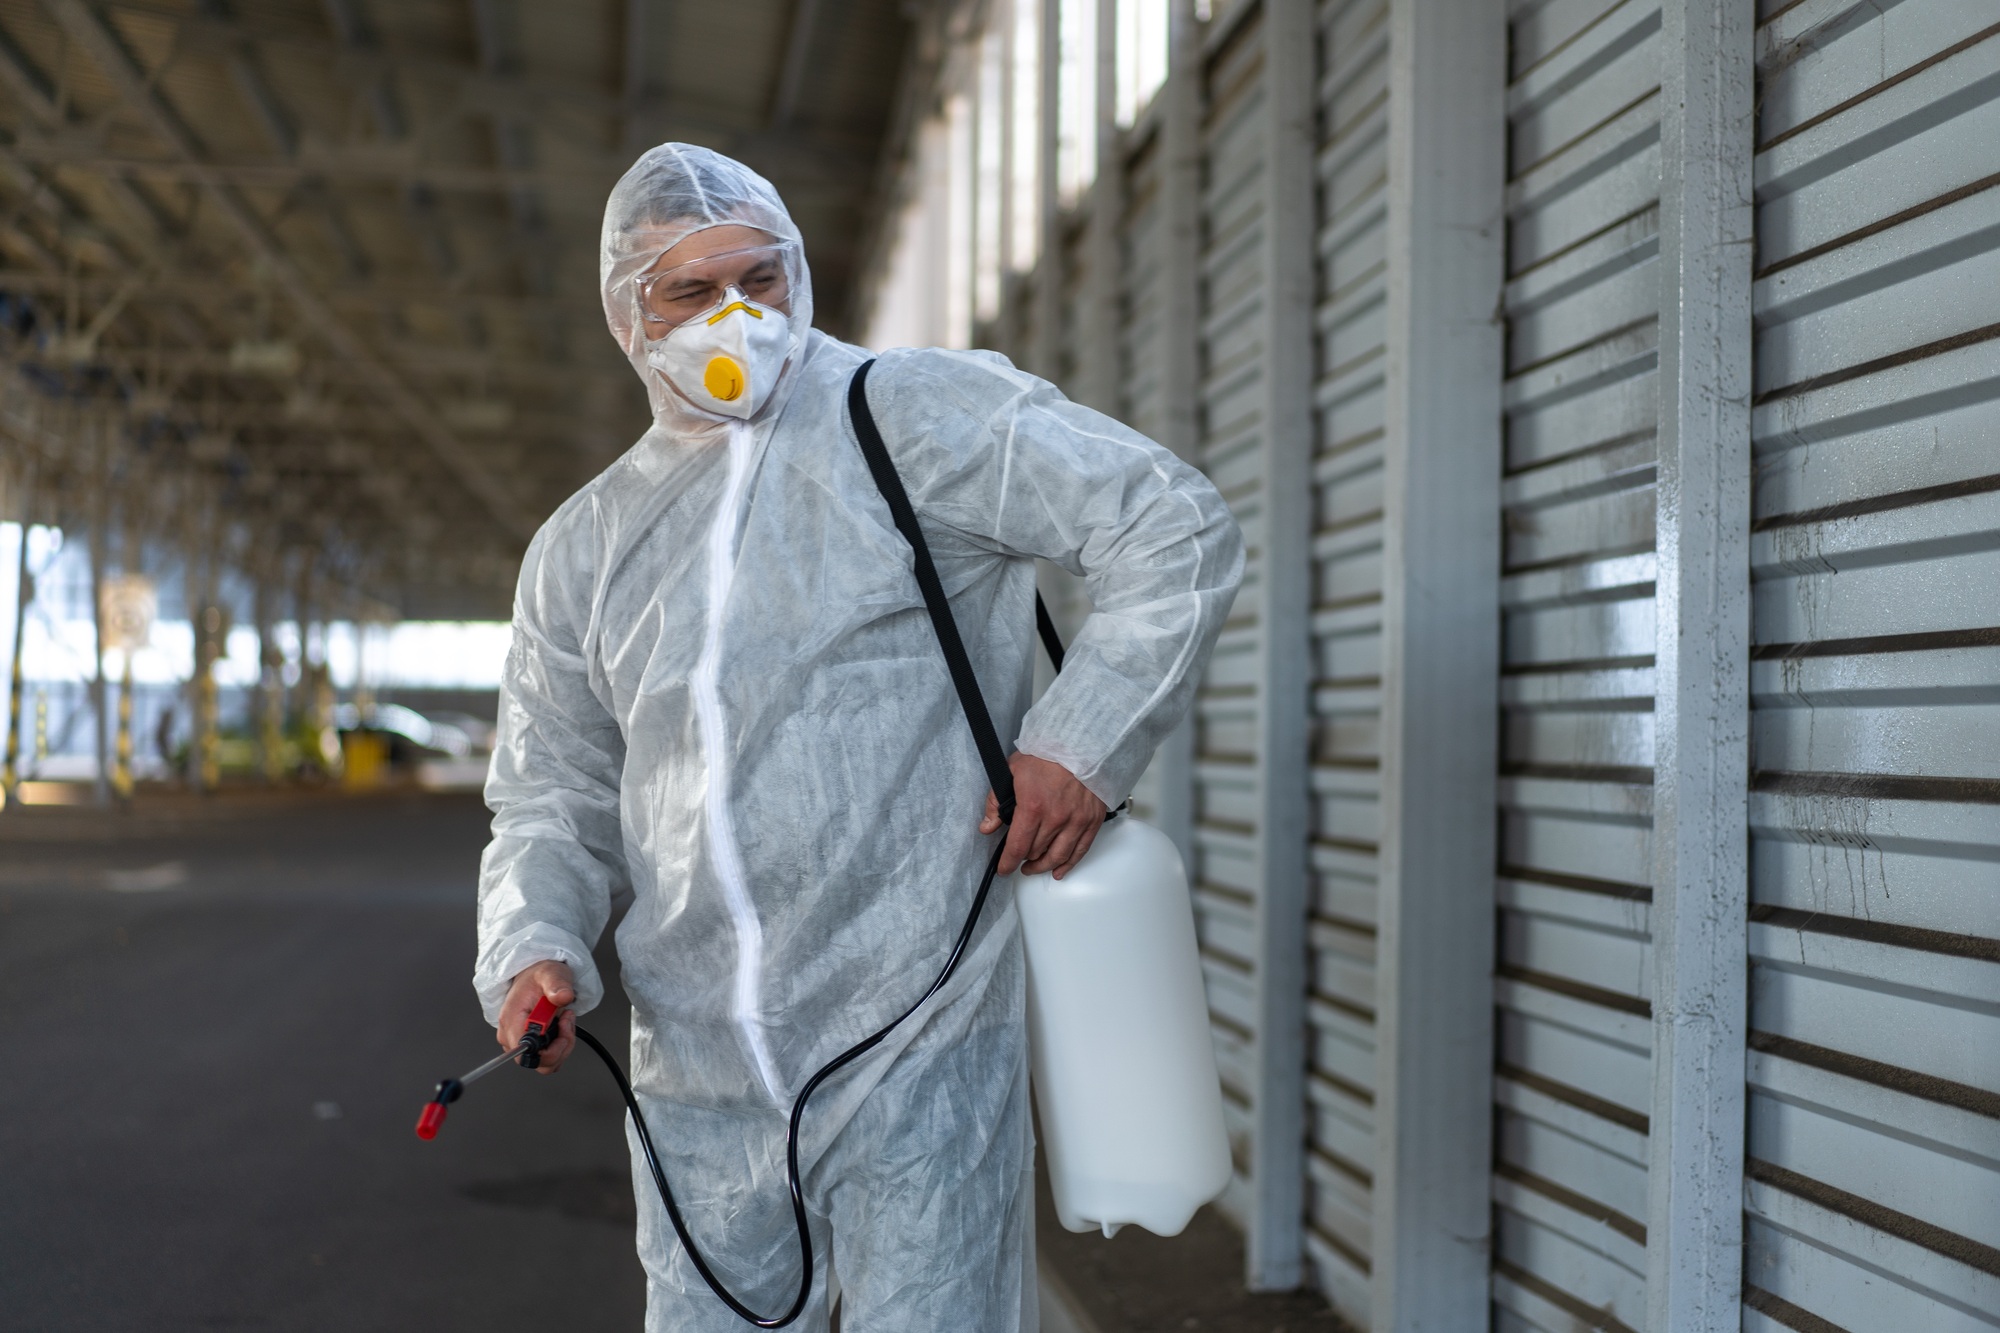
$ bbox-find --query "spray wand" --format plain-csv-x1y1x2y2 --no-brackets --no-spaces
413,995,562,1140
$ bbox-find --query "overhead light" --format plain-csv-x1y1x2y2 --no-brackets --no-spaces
229,339,301,377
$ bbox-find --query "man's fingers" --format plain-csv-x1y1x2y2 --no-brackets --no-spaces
993,753,1107,876
1000,811,1046,876
999,819,1028,875
1052,817,1102,880
1022,813,1062,869
979,789,1002,835
535,1013,577,1075
1025,816,1085,878
498,965,577,1050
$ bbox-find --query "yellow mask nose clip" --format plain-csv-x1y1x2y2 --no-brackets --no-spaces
704,355,747,402
706,300,764,325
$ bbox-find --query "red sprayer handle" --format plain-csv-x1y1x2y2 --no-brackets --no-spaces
522,995,559,1063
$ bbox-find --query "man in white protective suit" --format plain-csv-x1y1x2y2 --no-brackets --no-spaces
475,144,1243,1332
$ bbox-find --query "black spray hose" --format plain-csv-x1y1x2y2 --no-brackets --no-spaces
570,833,1009,1329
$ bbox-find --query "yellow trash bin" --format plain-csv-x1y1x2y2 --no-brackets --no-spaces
341,732,389,791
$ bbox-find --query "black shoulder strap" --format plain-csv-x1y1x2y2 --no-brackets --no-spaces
847,359,1068,825
1035,591,1066,673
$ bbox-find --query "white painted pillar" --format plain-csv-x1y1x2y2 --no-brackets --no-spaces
1081,0,1122,415
1372,0,1505,1327
998,0,1017,318
1244,0,1316,1293
1146,0,1205,869
1034,0,1064,381
1647,0,1752,1329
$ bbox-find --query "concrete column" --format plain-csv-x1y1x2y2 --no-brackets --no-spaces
1080,0,1121,415
1372,0,1506,1327
1145,0,1206,869
88,434,110,807
2,459,34,804
1647,0,1753,1329
1034,0,1064,381
1243,0,1317,1292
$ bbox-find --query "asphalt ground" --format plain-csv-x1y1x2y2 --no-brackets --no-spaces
0,790,646,1332
0,788,1359,1333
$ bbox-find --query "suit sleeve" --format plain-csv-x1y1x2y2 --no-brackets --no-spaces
872,347,1245,806
473,507,629,1022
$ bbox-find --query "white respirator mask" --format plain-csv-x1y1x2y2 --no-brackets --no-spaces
644,286,796,421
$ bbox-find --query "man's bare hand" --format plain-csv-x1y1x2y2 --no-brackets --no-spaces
980,753,1107,880
497,959,578,1075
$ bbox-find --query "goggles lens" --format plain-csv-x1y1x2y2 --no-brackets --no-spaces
637,243,793,329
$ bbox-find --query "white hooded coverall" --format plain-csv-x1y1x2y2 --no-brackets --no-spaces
475,144,1244,1331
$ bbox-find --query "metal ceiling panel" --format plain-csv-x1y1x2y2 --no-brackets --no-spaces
0,0,913,615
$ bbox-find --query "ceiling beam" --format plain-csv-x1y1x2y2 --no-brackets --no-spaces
2,134,627,196
471,0,562,364
113,1,887,166
0,263,610,322
3,333,635,390
46,0,540,546
769,0,826,130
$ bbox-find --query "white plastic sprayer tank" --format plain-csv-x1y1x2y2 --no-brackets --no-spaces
1018,813,1232,1237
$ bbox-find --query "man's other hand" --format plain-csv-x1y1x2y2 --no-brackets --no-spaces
980,753,1108,880
497,959,578,1075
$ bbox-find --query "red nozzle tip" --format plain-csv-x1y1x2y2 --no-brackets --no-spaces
416,1101,449,1140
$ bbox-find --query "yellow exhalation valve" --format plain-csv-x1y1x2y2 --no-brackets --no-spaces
704,355,746,402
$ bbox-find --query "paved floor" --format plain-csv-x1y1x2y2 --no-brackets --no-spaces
1036,1187,1356,1333
0,791,646,1331
1,788,1356,1333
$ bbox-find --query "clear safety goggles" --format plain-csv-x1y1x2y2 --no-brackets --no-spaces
635,242,794,331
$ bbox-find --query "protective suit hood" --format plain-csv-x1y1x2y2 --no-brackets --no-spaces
600,144,815,432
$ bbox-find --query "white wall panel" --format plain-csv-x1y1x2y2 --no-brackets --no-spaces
1744,2,2000,1330
1494,0,1665,1326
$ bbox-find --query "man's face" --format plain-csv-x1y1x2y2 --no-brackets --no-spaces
637,223,793,335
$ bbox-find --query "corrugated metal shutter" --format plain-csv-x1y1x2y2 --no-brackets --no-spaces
1192,2,1270,1232
1303,0,1389,1320
1493,0,1664,1327
1742,5,2000,1330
